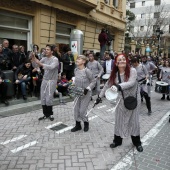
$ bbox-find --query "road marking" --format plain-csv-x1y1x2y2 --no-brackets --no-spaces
45,122,62,129
106,108,115,112
97,105,106,109
56,126,73,134
11,141,38,153
111,110,170,170
0,135,27,145
89,115,98,120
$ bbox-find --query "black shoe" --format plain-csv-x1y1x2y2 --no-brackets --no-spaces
148,110,152,115
161,96,165,100
71,121,82,132
110,142,121,148
1,100,9,106
38,116,47,121
136,145,143,152
49,115,54,121
167,96,170,100
23,95,27,100
84,122,89,132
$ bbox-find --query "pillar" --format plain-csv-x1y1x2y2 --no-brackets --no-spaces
130,40,136,53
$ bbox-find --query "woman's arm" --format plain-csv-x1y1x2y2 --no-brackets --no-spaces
119,68,137,90
43,58,59,70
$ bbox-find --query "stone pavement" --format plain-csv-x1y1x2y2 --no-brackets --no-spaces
0,83,170,170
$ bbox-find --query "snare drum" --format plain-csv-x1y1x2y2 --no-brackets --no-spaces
155,81,168,94
102,74,110,80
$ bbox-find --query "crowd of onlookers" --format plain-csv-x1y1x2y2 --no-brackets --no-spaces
0,38,169,106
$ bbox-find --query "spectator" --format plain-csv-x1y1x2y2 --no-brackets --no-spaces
103,52,114,75
0,69,9,106
62,48,75,80
57,72,71,96
2,39,12,60
19,45,27,61
10,44,25,72
15,60,32,100
98,28,108,60
0,44,10,70
53,45,61,62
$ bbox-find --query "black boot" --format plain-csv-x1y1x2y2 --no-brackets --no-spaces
46,106,54,121
110,135,122,148
131,136,143,152
84,122,89,132
161,94,165,100
71,121,82,132
39,105,48,120
167,95,170,100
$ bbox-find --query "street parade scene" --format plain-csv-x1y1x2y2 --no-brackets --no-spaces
0,0,170,170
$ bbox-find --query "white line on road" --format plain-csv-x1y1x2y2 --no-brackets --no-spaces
45,122,62,129
0,135,27,145
11,141,38,153
111,110,170,170
89,115,98,120
56,126,73,134
97,105,106,109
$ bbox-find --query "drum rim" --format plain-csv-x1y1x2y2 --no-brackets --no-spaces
105,88,118,101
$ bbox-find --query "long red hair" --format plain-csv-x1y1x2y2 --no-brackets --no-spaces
109,54,130,85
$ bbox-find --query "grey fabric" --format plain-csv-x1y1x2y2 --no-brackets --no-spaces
73,68,96,122
160,67,170,85
40,56,59,106
99,68,141,138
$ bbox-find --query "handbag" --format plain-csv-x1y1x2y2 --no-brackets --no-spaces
118,71,138,110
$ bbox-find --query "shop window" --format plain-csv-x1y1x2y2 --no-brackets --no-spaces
0,11,32,51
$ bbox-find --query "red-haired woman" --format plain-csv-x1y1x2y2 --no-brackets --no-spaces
95,54,143,152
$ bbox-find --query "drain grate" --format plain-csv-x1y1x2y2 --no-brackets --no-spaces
50,123,68,131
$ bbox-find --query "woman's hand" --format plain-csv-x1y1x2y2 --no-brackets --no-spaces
23,75,27,80
95,97,102,105
111,85,117,92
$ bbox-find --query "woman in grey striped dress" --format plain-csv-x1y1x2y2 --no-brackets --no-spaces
95,54,143,152
71,55,95,132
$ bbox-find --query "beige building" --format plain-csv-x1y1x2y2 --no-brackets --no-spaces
0,0,126,53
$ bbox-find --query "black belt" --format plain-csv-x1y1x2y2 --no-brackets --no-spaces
138,78,145,83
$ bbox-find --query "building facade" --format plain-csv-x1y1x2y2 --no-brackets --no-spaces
0,0,126,54
127,0,170,56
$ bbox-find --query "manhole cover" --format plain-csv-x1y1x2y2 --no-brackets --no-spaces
50,123,68,131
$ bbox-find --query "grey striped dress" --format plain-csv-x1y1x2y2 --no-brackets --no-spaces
99,68,141,138
40,56,59,106
74,68,96,122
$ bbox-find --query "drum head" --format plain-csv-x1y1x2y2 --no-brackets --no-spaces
105,87,118,101
102,74,110,80
156,81,168,86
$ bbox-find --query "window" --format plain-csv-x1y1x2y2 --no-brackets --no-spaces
169,25,170,33
141,13,145,18
142,1,145,6
140,26,144,31
130,26,134,33
154,12,160,18
155,0,161,5
113,0,118,8
130,2,135,8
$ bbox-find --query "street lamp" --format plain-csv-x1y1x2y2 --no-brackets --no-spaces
156,27,163,56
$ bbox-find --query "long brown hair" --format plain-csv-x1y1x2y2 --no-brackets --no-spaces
108,54,130,85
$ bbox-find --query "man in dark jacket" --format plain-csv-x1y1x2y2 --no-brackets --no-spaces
0,69,9,105
98,28,108,60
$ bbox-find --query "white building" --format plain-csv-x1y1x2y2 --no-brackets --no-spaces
127,0,170,38
127,0,170,54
